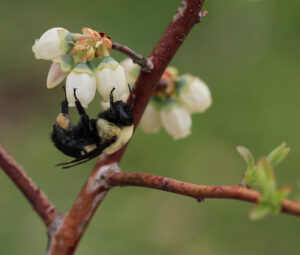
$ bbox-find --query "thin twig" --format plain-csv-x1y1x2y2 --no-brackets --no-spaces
106,172,300,217
0,145,57,226
112,42,153,72
47,0,207,254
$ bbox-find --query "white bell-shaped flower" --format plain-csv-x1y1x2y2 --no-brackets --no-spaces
46,62,68,89
140,100,162,133
177,75,212,113
160,99,192,140
95,57,128,102
32,27,71,60
66,63,96,108
120,58,140,85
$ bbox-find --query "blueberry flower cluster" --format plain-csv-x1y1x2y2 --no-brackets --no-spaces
33,27,129,107
121,59,212,140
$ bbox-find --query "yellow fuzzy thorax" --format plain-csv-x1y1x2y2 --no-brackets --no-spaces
97,119,133,154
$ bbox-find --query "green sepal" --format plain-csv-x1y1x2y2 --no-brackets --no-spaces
161,97,181,113
58,29,74,53
175,75,192,95
73,63,94,76
52,55,74,72
150,96,165,111
267,142,290,167
96,56,119,71
86,61,96,71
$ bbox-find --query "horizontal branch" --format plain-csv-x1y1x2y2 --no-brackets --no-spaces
112,42,153,72
0,144,57,226
107,172,300,218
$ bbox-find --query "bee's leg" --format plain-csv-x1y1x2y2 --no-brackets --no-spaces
73,88,87,116
61,99,69,115
56,87,70,130
108,87,117,118
73,88,91,131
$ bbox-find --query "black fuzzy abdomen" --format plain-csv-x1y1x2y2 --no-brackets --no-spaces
51,124,84,158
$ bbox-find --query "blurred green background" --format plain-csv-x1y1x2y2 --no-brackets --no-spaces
1,0,300,254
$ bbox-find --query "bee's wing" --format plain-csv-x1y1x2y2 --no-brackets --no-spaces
56,147,104,169
56,136,117,169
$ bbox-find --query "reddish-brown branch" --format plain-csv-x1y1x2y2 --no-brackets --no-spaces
107,172,300,217
47,0,207,254
46,155,120,255
131,0,206,128
112,42,153,72
4,1,299,254
0,145,57,226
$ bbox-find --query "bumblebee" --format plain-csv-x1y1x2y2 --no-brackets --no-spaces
51,87,134,168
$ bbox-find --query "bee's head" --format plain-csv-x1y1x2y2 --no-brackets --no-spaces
107,87,134,127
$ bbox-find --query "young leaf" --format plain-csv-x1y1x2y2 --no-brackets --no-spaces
272,186,291,213
249,203,272,220
267,142,290,167
237,146,255,170
243,171,257,187
257,157,275,184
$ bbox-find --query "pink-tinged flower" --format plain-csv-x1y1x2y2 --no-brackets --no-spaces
46,62,68,89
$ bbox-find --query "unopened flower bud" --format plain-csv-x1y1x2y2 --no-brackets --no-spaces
177,75,212,113
32,27,72,60
120,58,140,84
160,99,192,140
140,99,162,133
95,57,127,101
46,62,68,89
165,66,179,77
66,63,96,108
